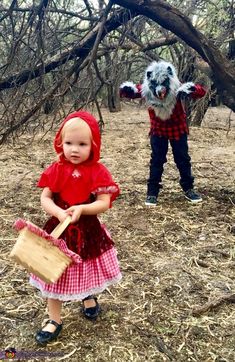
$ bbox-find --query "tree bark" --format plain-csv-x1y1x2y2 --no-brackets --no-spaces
104,53,121,112
113,0,235,112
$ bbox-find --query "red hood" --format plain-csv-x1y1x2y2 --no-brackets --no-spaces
54,111,101,164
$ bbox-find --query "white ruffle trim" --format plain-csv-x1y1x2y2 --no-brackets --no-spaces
29,273,122,301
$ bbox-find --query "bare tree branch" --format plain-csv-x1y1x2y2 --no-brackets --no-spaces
0,7,98,21
0,8,135,90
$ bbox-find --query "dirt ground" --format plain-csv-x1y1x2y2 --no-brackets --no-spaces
0,104,234,361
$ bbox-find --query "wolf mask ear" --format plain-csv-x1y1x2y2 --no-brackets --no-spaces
167,66,173,76
147,71,152,79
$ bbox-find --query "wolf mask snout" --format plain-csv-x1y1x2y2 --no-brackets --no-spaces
155,86,167,100
149,80,168,100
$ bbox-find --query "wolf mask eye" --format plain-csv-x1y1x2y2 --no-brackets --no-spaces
150,80,158,88
167,66,173,76
162,78,170,87
147,71,152,79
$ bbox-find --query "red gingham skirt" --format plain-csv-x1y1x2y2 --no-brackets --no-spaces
29,247,121,301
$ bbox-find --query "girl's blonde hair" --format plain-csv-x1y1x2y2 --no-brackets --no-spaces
61,117,92,141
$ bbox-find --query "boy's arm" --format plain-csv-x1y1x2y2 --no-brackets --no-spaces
119,81,142,99
190,84,207,99
177,82,207,100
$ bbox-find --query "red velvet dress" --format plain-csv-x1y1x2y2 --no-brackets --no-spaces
29,111,122,301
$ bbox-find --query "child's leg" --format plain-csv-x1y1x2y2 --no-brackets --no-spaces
147,135,168,197
41,298,62,333
170,134,194,191
82,295,100,320
83,296,97,308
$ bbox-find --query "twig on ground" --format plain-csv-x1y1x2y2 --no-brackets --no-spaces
192,293,235,316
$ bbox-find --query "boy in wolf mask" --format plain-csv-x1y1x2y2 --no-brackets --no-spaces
120,60,206,205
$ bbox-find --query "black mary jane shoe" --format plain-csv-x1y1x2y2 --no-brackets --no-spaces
35,319,63,345
82,295,101,320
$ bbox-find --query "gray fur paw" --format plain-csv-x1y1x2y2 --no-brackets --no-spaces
177,82,195,99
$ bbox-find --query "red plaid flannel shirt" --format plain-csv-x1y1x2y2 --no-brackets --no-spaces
148,101,188,140
121,83,206,140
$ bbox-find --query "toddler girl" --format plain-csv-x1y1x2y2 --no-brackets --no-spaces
30,111,121,345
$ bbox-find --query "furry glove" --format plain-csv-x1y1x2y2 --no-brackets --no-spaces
176,82,196,100
119,81,138,98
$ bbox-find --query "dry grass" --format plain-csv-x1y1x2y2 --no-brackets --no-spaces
0,105,234,361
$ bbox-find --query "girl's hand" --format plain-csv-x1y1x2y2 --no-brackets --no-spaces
66,205,84,223
56,209,69,223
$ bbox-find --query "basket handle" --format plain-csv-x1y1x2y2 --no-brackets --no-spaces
50,216,72,239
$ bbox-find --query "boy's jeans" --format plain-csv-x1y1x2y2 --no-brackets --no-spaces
147,133,194,197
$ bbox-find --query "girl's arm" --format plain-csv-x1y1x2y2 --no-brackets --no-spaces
66,194,111,223
41,187,68,222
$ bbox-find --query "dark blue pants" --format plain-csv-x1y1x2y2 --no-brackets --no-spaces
147,133,194,196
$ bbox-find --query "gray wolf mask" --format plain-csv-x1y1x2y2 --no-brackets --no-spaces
142,61,195,120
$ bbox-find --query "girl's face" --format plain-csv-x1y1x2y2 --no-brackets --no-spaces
62,125,92,165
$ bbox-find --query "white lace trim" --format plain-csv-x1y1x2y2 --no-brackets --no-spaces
93,186,118,194
29,274,122,301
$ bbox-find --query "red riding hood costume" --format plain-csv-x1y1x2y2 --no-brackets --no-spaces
30,111,122,301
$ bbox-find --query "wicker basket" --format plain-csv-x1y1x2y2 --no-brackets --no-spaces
10,217,72,283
